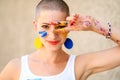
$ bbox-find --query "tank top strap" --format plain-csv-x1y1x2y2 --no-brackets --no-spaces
63,55,76,79
19,55,33,80
21,55,29,72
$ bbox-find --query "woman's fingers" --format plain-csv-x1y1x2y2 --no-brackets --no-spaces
56,15,101,33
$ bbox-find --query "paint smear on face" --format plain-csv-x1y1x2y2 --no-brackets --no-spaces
61,28,67,38
39,31,47,37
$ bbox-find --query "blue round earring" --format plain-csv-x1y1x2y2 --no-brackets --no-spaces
64,38,73,49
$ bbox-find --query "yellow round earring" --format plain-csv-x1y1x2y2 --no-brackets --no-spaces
34,37,42,49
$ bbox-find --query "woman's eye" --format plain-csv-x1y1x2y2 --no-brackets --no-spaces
56,26,66,29
41,25,49,29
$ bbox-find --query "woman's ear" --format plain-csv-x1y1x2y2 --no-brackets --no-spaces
33,20,37,31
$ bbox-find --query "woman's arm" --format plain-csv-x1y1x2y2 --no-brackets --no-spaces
64,14,120,77
85,19,120,74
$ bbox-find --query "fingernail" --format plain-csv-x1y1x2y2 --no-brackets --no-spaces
70,21,76,26
73,17,77,20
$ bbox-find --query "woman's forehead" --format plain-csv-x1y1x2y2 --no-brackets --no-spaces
37,10,67,22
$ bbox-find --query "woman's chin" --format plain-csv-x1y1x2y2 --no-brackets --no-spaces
43,42,63,51
45,45,62,51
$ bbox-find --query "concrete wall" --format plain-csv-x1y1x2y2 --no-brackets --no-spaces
0,0,120,79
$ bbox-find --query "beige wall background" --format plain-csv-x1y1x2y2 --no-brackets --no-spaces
0,0,120,80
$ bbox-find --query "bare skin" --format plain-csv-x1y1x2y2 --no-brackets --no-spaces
0,10,120,80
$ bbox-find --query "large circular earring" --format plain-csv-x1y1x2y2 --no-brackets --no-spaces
64,38,73,49
34,37,42,49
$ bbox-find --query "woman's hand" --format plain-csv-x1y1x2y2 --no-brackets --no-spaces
63,14,102,32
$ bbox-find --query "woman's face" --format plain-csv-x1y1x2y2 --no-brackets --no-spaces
33,10,68,51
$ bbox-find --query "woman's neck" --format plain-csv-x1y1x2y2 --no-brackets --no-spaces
35,47,68,63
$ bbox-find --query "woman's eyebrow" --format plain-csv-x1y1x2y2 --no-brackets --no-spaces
42,22,58,26
42,23,50,25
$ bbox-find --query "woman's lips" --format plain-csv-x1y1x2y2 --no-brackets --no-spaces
47,40,60,45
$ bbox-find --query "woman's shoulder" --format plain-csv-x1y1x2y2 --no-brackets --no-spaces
0,57,21,80
9,57,21,67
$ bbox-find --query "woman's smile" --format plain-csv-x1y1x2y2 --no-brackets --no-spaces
47,40,60,45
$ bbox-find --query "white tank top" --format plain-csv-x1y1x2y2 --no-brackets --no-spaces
19,55,76,80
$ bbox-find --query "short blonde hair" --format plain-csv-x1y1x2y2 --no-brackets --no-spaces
35,0,70,19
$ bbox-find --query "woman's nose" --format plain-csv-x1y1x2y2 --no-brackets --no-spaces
48,27,58,39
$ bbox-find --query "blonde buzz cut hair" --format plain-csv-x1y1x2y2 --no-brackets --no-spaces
35,0,70,20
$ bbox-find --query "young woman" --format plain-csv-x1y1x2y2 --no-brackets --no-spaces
0,0,120,80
